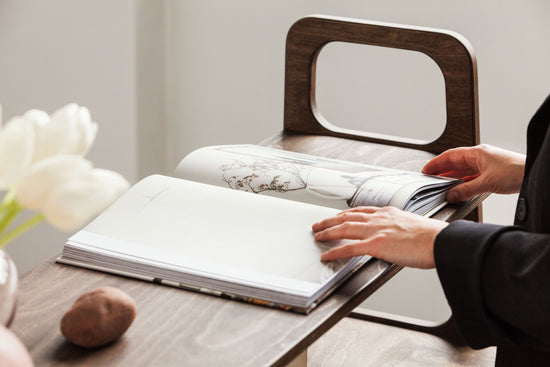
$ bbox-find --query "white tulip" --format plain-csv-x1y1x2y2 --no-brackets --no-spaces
15,155,93,210
31,104,98,161
0,117,36,189
42,168,130,231
23,109,50,126
0,104,130,248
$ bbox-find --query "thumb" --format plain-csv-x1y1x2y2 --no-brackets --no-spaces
447,180,483,203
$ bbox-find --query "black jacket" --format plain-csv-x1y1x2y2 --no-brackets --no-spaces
435,94,550,366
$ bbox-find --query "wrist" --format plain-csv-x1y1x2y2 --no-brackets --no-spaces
513,158,526,191
420,219,448,269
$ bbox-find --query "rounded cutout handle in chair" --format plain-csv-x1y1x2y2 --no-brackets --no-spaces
284,15,479,155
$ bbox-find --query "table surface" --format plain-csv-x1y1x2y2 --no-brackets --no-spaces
11,133,482,366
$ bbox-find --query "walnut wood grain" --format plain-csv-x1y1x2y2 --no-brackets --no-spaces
348,308,467,344
308,317,496,366
260,132,437,172
284,15,479,154
11,254,400,366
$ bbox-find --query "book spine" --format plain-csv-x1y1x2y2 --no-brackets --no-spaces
56,256,308,314
153,278,298,313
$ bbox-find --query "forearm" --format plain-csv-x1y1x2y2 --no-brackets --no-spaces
435,221,550,350
482,229,550,349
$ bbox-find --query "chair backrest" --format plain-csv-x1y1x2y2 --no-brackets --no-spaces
284,15,479,155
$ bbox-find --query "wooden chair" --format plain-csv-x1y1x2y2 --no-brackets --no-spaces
261,15,494,366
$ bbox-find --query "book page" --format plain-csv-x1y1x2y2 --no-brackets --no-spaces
175,145,455,212
73,175,357,295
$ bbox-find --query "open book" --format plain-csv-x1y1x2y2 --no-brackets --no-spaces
57,145,458,313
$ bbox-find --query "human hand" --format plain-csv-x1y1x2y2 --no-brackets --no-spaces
312,206,448,269
422,144,525,203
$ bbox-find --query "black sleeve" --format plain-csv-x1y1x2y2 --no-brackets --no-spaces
434,220,550,351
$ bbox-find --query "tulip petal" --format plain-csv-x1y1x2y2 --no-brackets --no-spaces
42,169,129,231
24,109,50,126
32,104,97,161
73,107,98,156
0,117,35,188
15,155,92,210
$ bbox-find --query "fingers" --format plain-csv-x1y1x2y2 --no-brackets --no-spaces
321,234,391,262
314,222,375,241
436,169,479,180
313,209,381,261
338,206,378,214
315,208,444,268
446,179,485,203
422,147,478,175
312,207,377,232
313,207,385,241
321,240,373,261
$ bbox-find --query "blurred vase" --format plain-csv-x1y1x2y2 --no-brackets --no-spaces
0,250,17,327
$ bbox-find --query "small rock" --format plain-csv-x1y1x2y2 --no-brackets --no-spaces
60,286,136,348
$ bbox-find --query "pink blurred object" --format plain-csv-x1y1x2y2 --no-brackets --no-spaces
0,325,33,367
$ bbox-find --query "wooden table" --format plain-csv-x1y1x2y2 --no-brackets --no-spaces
11,133,486,366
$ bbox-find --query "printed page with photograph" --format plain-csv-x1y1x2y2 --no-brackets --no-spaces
175,145,458,215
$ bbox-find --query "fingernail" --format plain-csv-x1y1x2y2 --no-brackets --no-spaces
314,232,323,240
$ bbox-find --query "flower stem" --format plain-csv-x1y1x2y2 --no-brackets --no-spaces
0,213,45,249
0,188,17,224
0,187,16,210
0,200,22,237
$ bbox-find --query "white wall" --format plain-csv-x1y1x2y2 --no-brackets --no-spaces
136,0,168,177
0,0,141,273
164,0,550,166
164,0,550,321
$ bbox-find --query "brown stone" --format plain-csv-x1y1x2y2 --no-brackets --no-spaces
60,286,136,348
